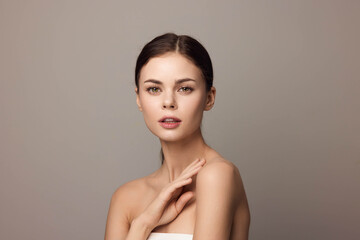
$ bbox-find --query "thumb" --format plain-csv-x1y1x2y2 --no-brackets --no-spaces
175,191,194,213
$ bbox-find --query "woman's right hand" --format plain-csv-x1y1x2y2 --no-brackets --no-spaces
137,158,206,230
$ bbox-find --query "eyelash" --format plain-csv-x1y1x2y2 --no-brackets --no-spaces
146,86,193,94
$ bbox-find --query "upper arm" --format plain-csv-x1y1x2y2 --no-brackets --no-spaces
193,161,247,240
104,186,131,240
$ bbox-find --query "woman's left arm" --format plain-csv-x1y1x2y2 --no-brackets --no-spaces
193,161,250,240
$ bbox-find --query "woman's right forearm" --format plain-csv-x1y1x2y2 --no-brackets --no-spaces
125,216,153,240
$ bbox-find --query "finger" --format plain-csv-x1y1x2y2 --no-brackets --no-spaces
178,158,205,179
179,167,201,181
175,191,194,213
159,177,192,203
179,160,206,179
186,160,205,174
187,158,205,170
182,158,201,172
173,177,192,189
166,178,192,196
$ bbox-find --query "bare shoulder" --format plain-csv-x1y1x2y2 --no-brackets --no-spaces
105,176,154,239
194,155,250,239
112,177,148,201
196,156,247,205
109,176,154,223
198,156,240,183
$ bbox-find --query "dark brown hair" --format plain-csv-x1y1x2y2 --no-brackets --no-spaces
135,33,213,92
135,33,213,164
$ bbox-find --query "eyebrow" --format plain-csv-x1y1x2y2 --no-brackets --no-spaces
144,78,196,85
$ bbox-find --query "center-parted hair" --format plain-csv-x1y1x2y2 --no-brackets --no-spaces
135,33,213,93
135,33,213,164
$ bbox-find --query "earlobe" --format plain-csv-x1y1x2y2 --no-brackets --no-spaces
204,86,216,111
135,88,143,112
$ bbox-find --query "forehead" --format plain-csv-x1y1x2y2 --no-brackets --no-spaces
139,52,203,83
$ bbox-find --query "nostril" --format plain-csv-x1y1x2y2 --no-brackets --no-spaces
163,104,176,109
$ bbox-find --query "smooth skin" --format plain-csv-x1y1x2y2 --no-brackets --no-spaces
105,53,250,240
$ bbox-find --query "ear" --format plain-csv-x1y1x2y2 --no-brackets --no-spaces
135,88,142,112
204,86,216,111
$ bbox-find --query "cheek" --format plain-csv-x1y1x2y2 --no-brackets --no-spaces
180,93,206,118
141,98,159,117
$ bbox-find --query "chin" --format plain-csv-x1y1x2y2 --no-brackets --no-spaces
154,131,186,142
154,128,201,144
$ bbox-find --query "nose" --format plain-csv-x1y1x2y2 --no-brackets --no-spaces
162,92,177,110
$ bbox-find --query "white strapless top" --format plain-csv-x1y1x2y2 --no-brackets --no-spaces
147,232,193,240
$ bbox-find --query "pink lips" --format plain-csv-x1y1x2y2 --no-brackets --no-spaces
158,116,182,129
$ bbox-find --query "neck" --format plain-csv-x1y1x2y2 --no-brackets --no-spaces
159,128,209,182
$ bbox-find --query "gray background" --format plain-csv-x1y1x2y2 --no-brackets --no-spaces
1,0,359,239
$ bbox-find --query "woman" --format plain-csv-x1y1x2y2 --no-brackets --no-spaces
105,33,250,240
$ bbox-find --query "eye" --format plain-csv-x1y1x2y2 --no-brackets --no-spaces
178,87,193,93
146,87,161,94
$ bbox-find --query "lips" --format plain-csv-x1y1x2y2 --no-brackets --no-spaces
158,116,182,129
158,116,182,123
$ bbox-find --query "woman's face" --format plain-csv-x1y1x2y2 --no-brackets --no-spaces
136,52,215,142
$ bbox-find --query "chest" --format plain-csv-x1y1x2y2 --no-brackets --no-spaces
132,195,197,234
153,199,196,234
